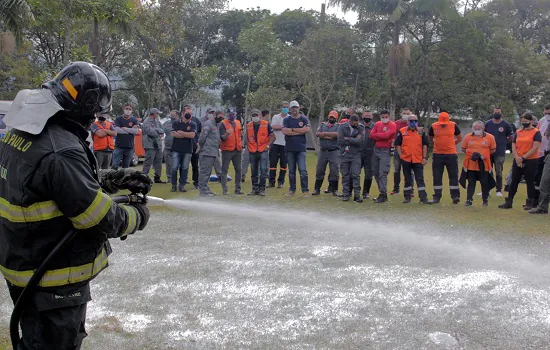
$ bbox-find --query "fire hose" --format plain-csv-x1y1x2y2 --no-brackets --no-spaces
9,193,164,348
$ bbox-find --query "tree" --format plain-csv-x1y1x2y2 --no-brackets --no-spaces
0,0,33,46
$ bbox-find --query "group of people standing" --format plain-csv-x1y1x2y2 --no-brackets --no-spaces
91,100,550,213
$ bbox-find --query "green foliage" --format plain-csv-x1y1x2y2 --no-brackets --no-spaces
0,51,45,100
0,0,33,45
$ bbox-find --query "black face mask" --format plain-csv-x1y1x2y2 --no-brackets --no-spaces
98,117,106,122
363,118,372,124
351,124,358,128
184,113,192,120
215,116,224,123
328,119,336,124
522,122,531,128
493,113,502,120
345,114,351,118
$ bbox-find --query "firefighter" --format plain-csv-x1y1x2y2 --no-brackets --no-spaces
391,107,412,195
338,115,365,203
91,113,117,169
197,110,223,197
394,114,429,204
0,62,152,349
246,109,276,196
313,110,340,196
428,111,463,204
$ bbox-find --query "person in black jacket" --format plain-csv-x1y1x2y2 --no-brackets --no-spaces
338,115,365,203
0,62,152,349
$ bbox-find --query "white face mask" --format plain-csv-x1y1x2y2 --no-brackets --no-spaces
124,109,132,116
473,129,483,136
252,116,260,123
545,114,550,119
381,117,390,124
401,114,409,121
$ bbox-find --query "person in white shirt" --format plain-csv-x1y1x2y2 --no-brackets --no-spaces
268,101,289,188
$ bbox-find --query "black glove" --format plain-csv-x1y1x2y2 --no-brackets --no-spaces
132,203,150,231
101,169,153,195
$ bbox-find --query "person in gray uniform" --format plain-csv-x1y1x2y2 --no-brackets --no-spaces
313,110,340,196
198,111,223,196
338,114,365,203
141,108,166,183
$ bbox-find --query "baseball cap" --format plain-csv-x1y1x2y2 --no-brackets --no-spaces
289,100,300,108
328,110,338,118
250,109,261,116
227,107,237,115
206,107,215,114
149,108,162,115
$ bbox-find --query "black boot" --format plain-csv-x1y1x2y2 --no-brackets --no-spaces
391,172,400,195
313,179,323,196
374,192,388,203
154,176,166,184
428,197,441,205
332,182,339,197
498,198,513,209
354,195,364,203
523,198,534,211
323,182,332,194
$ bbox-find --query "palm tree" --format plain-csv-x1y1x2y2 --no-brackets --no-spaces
0,0,33,46
329,0,455,113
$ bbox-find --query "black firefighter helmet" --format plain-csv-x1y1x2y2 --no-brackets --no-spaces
42,61,112,125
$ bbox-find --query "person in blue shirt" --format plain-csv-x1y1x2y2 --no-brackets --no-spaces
282,100,311,197
171,111,197,192
112,103,140,170
485,107,513,197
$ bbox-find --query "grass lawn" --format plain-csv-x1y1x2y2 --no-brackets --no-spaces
146,151,549,237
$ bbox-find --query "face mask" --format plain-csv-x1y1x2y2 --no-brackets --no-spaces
351,124,358,128
98,116,106,122
493,113,502,120
363,118,372,124
408,121,418,128
473,129,483,136
402,114,409,121
123,110,132,116
522,122,531,128
215,116,224,123
345,114,351,118
328,119,336,124
545,114,550,119
282,108,289,114
381,117,390,124
252,116,260,123
228,115,236,121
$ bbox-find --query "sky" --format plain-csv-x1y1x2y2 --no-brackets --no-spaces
228,0,358,24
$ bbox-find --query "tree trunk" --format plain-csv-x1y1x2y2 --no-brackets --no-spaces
389,21,401,118
62,0,72,65
90,17,101,65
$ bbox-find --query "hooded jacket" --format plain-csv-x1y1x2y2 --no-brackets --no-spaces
142,116,164,150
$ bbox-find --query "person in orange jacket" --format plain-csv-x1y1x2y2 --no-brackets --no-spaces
219,108,244,195
91,113,117,169
247,109,276,196
428,111,463,204
394,114,429,204
499,113,542,210
461,121,497,207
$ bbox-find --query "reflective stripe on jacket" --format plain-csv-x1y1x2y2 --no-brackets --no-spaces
0,119,140,288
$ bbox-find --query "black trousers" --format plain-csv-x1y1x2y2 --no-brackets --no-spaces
467,170,489,201
269,144,287,185
432,154,460,199
7,282,90,350
191,148,199,186
509,158,538,201
401,161,427,200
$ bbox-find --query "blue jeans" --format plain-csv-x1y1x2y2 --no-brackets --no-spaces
249,151,269,191
286,151,309,193
172,152,192,186
112,147,134,170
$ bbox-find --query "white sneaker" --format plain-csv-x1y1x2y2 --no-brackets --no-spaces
476,192,482,196
496,191,503,197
